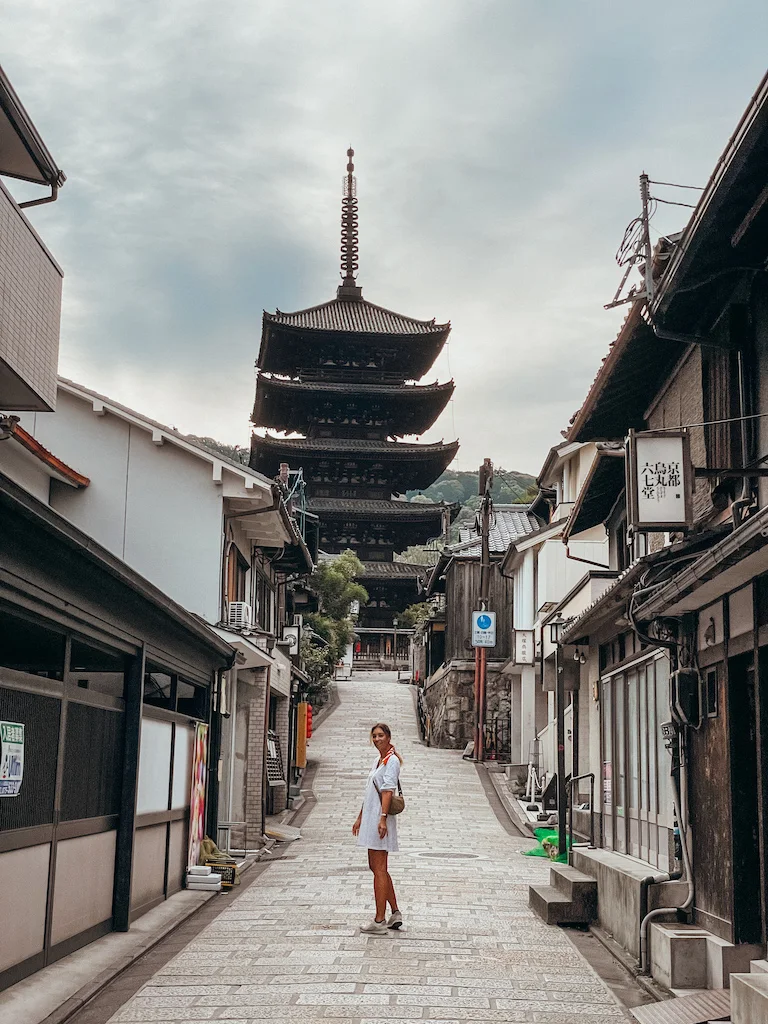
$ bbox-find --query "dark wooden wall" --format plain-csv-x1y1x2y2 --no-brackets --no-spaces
445,559,514,663
688,660,733,939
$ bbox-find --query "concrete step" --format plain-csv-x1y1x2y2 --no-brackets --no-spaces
731,972,768,1023
549,863,597,903
529,883,594,925
751,960,768,975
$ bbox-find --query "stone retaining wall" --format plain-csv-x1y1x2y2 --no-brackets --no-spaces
423,660,511,749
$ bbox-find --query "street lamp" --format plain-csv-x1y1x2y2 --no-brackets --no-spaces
393,617,399,681
549,616,566,644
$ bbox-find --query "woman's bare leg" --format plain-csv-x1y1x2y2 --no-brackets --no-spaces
386,870,398,912
368,850,390,921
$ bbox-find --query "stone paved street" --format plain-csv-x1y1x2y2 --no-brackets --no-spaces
112,673,629,1023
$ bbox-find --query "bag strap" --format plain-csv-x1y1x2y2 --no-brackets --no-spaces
372,777,403,802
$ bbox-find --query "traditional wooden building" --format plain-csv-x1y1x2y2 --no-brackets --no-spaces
251,150,459,664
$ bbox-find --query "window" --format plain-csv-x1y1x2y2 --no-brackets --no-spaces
255,570,274,633
702,344,742,471
143,665,209,719
143,666,174,709
176,679,207,719
0,610,66,680
61,703,124,820
226,545,249,604
600,655,674,869
69,639,127,698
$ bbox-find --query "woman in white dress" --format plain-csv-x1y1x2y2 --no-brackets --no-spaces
352,722,403,935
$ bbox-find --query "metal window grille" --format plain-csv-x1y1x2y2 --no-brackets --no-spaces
266,729,286,788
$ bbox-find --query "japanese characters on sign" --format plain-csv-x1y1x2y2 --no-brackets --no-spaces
0,721,25,797
514,629,535,665
471,611,496,648
627,429,692,532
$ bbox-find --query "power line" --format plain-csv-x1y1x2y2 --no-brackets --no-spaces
650,195,698,209
648,179,704,191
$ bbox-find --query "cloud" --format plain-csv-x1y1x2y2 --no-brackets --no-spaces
3,0,768,476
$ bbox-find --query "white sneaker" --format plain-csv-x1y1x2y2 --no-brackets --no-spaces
360,918,388,935
387,910,403,929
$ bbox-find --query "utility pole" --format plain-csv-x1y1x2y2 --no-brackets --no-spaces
639,172,654,305
475,458,493,762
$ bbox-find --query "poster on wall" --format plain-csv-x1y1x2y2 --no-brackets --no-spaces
187,722,208,868
0,722,24,796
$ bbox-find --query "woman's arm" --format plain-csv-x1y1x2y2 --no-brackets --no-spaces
378,790,390,838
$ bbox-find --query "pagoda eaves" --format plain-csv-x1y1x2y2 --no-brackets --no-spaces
252,374,454,437
257,296,450,379
250,433,458,496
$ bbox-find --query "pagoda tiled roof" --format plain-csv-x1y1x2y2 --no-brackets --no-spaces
307,497,449,519
257,376,453,397
265,296,449,336
257,434,459,458
357,561,427,579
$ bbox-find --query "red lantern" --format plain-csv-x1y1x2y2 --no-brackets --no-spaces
306,704,313,740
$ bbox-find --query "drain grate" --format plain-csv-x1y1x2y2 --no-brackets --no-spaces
415,852,479,859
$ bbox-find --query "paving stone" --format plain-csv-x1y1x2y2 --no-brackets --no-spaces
106,674,630,1024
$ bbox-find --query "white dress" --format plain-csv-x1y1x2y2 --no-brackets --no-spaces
357,753,401,853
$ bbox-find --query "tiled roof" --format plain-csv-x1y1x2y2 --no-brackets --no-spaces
10,422,89,488
265,297,449,336
357,561,427,579
258,376,453,397
257,434,459,457
308,497,446,518
456,505,541,556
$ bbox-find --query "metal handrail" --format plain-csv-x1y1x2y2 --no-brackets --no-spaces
566,772,596,865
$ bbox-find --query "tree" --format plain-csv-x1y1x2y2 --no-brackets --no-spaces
309,550,368,619
397,602,433,629
299,551,370,707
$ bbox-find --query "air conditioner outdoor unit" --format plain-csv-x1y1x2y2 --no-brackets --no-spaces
228,602,252,630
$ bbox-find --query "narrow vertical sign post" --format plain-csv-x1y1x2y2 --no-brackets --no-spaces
0,722,25,797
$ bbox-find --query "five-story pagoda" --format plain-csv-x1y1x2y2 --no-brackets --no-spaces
251,150,459,666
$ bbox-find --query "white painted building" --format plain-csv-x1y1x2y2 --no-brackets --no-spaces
17,378,313,840
500,442,611,776
19,379,302,626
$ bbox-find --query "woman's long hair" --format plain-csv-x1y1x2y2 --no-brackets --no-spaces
370,722,403,763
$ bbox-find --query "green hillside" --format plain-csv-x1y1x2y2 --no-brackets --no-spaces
406,467,536,506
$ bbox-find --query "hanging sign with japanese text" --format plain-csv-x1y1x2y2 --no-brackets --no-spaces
626,429,692,532
0,721,24,797
471,611,497,648
514,629,535,665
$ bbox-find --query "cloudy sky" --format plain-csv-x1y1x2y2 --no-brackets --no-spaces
5,2,768,476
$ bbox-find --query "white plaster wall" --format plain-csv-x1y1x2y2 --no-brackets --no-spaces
0,440,51,504
23,389,224,623
22,392,133,555
513,549,535,629
122,426,222,622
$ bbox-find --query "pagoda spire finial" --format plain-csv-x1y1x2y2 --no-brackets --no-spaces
338,146,363,300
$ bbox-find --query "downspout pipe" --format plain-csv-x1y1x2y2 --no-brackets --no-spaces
19,183,58,209
638,765,694,974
